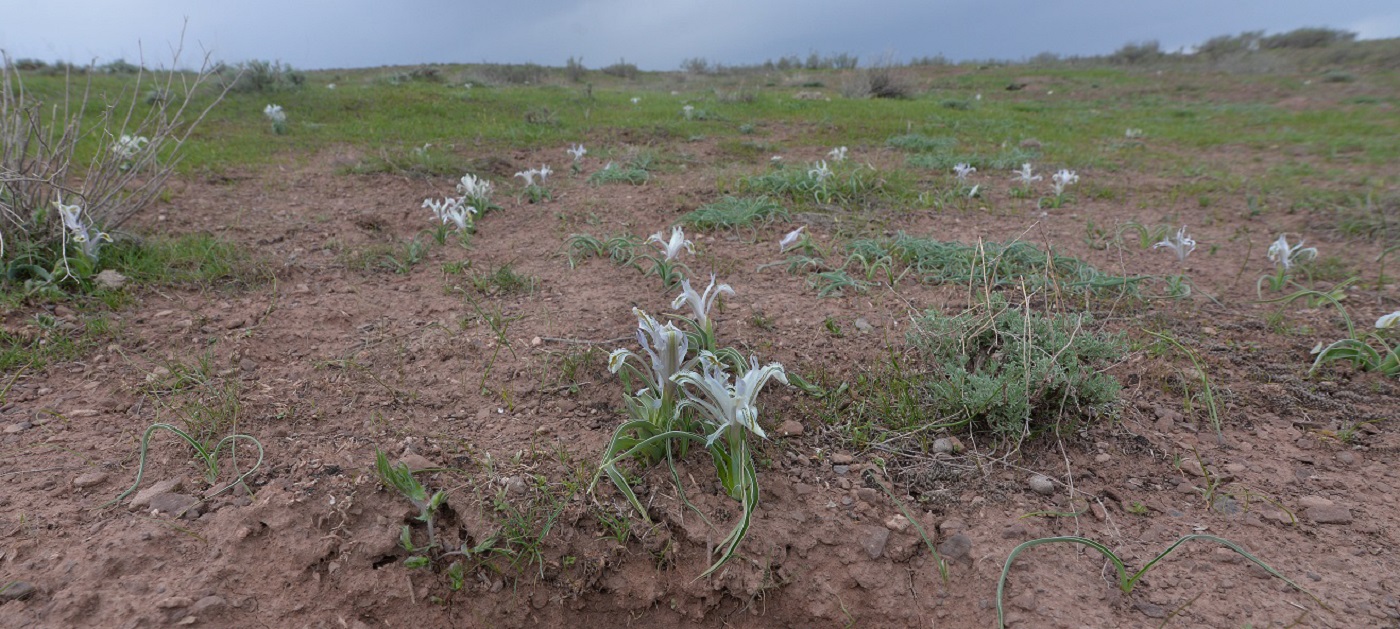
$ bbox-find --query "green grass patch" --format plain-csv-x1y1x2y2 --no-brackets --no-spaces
845,233,1140,295
105,234,269,288
680,196,786,231
909,294,1124,437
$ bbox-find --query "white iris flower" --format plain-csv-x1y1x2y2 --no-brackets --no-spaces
649,226,694,261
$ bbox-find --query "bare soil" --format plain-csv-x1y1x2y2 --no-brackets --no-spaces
2,124,1398,628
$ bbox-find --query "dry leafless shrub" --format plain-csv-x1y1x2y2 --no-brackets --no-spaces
1,33,230,263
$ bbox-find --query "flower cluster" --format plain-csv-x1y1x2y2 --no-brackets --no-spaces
514,164,552,187
112,134,149,160
422,196,476,232
827,146,847,162
953,163,976,182
263,104,287,134
1012,162,1042,186
1051,169,1079,196
808,160,833,183
1152,226,1197,262
54,199,112,261
1267,235,1317,271
455,173,494,209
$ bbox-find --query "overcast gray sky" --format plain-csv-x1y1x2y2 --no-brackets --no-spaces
4,1,1399,71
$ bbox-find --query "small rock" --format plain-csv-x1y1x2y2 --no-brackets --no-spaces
1094,453,1112,463
1001,522,1030,539
1090,503,1107,521
190,595,227,614
932,437,963,454
149,493,199,516
830,453,855,465
1179,459,1206,477
1028,475,1055,496
777,420,804,437
1306,505,1353,524
1298,496,1333,509
937,533,972,563
239,358,257,372
95,269,129,290
156,596,194,609
858,526,890,559
856,488,879,504
72,471,109,488
504,476,527,495
854,318,873,333
832,465,850,475
530,336,542,347
399,453,435,472
1135,601,1167,619
1010,590,1037,611
884,514,911,533
4,422,30,434
0,581,37,602
130,478,184,508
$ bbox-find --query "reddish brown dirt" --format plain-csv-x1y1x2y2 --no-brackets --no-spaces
2,127,1398,628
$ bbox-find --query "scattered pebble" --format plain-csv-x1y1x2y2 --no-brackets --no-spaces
1134,601,1167,618
149,493,199,516
932,437,963,454
1179,459,1206,477
399,453,435,472
830,453,855,465
777,420,804,437
884,514,911,533
854,318,873,333
190,595,227,614
4,422,31,434
832,465,850,476
858,525,890,559
1028,475,1055,496
937,533,972,563
72,471,109,488
130,478,185,508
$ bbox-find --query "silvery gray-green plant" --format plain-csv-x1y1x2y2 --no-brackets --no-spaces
567,143,586,174
671,274,733,351
514,164,553,203
1311,307,1400,378
455,173,497,213
1259,234,1318,293
642,226,693,290
263,104,287,134
55,199,113,262
670,351,788,574
595,289,792,577
1152,226,1196,262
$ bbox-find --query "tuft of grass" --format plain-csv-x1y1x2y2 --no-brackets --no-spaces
566,233,642,269
468,263,537,296
680,196,786,231
905,146,1039,172
588,155,651,185
909,293,1124,437
886,133,958,153
104,234,268,289
844,234,1140,295
737,162,903,207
